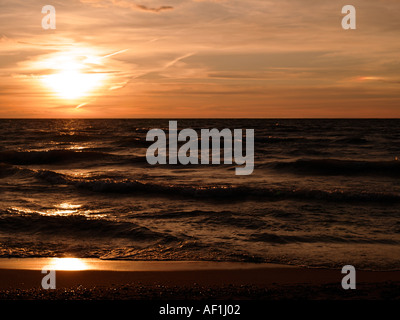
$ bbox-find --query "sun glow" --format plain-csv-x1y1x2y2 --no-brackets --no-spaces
40,53,106,100
42,70,105,100
48,258,88,271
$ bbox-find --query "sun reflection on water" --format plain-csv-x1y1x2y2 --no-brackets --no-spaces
42,202,82,216
10,203,106,219
58,203,82,210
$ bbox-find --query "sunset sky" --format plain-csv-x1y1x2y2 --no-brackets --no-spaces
1,0,400,118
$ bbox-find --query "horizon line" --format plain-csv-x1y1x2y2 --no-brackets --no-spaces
1,117,400,120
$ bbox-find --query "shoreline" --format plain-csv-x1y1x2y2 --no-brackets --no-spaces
0,258,295,272
0,258,399,300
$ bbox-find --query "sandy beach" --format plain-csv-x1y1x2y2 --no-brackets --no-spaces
0,259,399,300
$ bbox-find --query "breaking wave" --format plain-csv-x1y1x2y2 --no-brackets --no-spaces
32,168,400,204
0,209,178,242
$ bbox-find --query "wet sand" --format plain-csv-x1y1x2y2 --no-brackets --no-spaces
0,259,399,300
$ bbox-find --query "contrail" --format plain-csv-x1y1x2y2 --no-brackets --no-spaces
102,49,129,59
83,49,128,65
164,52,195,69
75,102,88,109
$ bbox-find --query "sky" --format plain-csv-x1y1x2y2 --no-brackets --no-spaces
0,0,400,118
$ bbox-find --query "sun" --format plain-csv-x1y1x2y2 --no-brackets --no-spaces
48,258,89,271
42,70,105,100
41,54,106,100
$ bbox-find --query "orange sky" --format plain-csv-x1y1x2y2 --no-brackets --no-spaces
1,0,400,118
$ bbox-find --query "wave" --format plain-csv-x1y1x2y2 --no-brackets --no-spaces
334,137,369,145
134,209,265,229
3,164,399,204
30,168,400,204
0,209,178,242
51,133,95,142
249,232,399,245
254,136,332,145
262,159,400,177
0,150,114,165
0,163,33,178
116,136,151,148
255,136,307,144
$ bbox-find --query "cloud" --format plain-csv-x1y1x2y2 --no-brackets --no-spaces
80,0,174,12
1,0,400,117
135,4,174,12
163,52,195,69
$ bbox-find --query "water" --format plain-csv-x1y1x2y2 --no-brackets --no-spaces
0,119,399,270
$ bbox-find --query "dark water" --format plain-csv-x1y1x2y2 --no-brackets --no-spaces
0,119,399,270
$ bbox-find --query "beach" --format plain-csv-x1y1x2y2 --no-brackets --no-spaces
1,119,400,272
2,0,400,310
1,119,400,302
0,259,399,300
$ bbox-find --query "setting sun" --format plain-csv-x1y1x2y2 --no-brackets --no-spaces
41,55,106,100
42,70,105,100
48,258,89,271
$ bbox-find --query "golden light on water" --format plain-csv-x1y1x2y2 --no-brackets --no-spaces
11,202,106,219
48,258,88,271
58,203,82,210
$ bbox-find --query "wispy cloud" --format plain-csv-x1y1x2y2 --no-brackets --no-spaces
164,52,196,69
1,0,400,117
80,0,174,12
